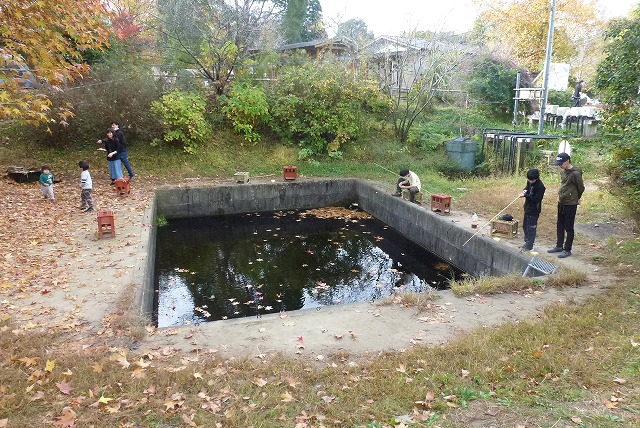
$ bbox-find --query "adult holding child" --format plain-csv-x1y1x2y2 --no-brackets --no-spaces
97,128,123,185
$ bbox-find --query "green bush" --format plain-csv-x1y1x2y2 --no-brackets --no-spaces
468,55,525,119
266,59,390,158
547,89,572,107
594,11,640,216
151,91,212,154
221,81,270,143
408,123,449,151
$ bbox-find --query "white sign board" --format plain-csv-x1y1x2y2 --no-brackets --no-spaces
548,63,570,91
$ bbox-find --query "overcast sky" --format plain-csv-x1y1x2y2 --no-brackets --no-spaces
319,0,639,37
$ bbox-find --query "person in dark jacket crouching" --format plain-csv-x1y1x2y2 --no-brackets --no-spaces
519,168,546,251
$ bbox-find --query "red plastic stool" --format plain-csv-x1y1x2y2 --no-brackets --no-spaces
430,194,452,215
97,211,115,238
114,177,130,195
283,166,297,181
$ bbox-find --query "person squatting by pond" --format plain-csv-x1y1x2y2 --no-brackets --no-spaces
393,169,422,203
519,168,546,251
110,121,134,181
39,165,55,203
78,160,94,213
97,128,123,185
548,152,585,259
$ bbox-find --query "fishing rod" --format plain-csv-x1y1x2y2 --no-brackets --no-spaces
373,163,397,177
462,194,521,247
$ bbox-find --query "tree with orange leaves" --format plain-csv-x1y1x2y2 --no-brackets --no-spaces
0,0,111,124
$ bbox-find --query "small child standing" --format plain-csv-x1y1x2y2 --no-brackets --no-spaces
78,160,94,213
520,168,546,251
39,165,55,203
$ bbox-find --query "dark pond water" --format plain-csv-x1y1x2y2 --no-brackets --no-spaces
154,208,464,327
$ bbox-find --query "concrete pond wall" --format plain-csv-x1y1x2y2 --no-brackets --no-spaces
138,179,532,315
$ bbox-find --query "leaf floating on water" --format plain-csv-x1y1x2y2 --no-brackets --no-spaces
300,207,372,220
433,262,451,271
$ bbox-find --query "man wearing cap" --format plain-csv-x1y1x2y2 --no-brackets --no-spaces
548,152,585,258
392,169,421,203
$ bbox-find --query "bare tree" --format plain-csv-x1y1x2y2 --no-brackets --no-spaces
155,0,280,96
362,33,475,144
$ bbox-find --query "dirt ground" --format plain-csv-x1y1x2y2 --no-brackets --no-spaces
0,171,632,363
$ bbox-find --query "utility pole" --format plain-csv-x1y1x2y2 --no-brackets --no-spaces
538,0,557,135
512,71,521,131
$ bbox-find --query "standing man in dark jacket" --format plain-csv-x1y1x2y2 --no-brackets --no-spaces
520,168,546,251
548,153,585,258
572,80,584,107
110,121,135,181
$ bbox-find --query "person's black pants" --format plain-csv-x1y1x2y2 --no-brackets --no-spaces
523,213,539,246
396,178,419,201
556,203,578,252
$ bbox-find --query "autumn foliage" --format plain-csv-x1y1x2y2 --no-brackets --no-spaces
475,0,604,72
0,0,111,124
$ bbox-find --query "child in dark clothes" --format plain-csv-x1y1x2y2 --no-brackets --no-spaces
520,168,546,251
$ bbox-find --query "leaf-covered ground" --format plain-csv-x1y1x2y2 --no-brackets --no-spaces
1,171,637,427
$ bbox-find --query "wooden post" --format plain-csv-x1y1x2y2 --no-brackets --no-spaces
515,139,522,176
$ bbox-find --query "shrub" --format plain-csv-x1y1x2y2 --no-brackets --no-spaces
267,59,390,158
407,108,470,151
468,55,527,119
151,91,212,153
221,81,270,143
547,89,572,107
594,13,640,215
408,123,448,151
16,61,162,147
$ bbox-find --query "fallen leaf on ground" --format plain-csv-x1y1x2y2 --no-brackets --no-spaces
56,380,74,395
253,378,268,387
52,406,76,428
45,359,56,372
281,391,294,402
